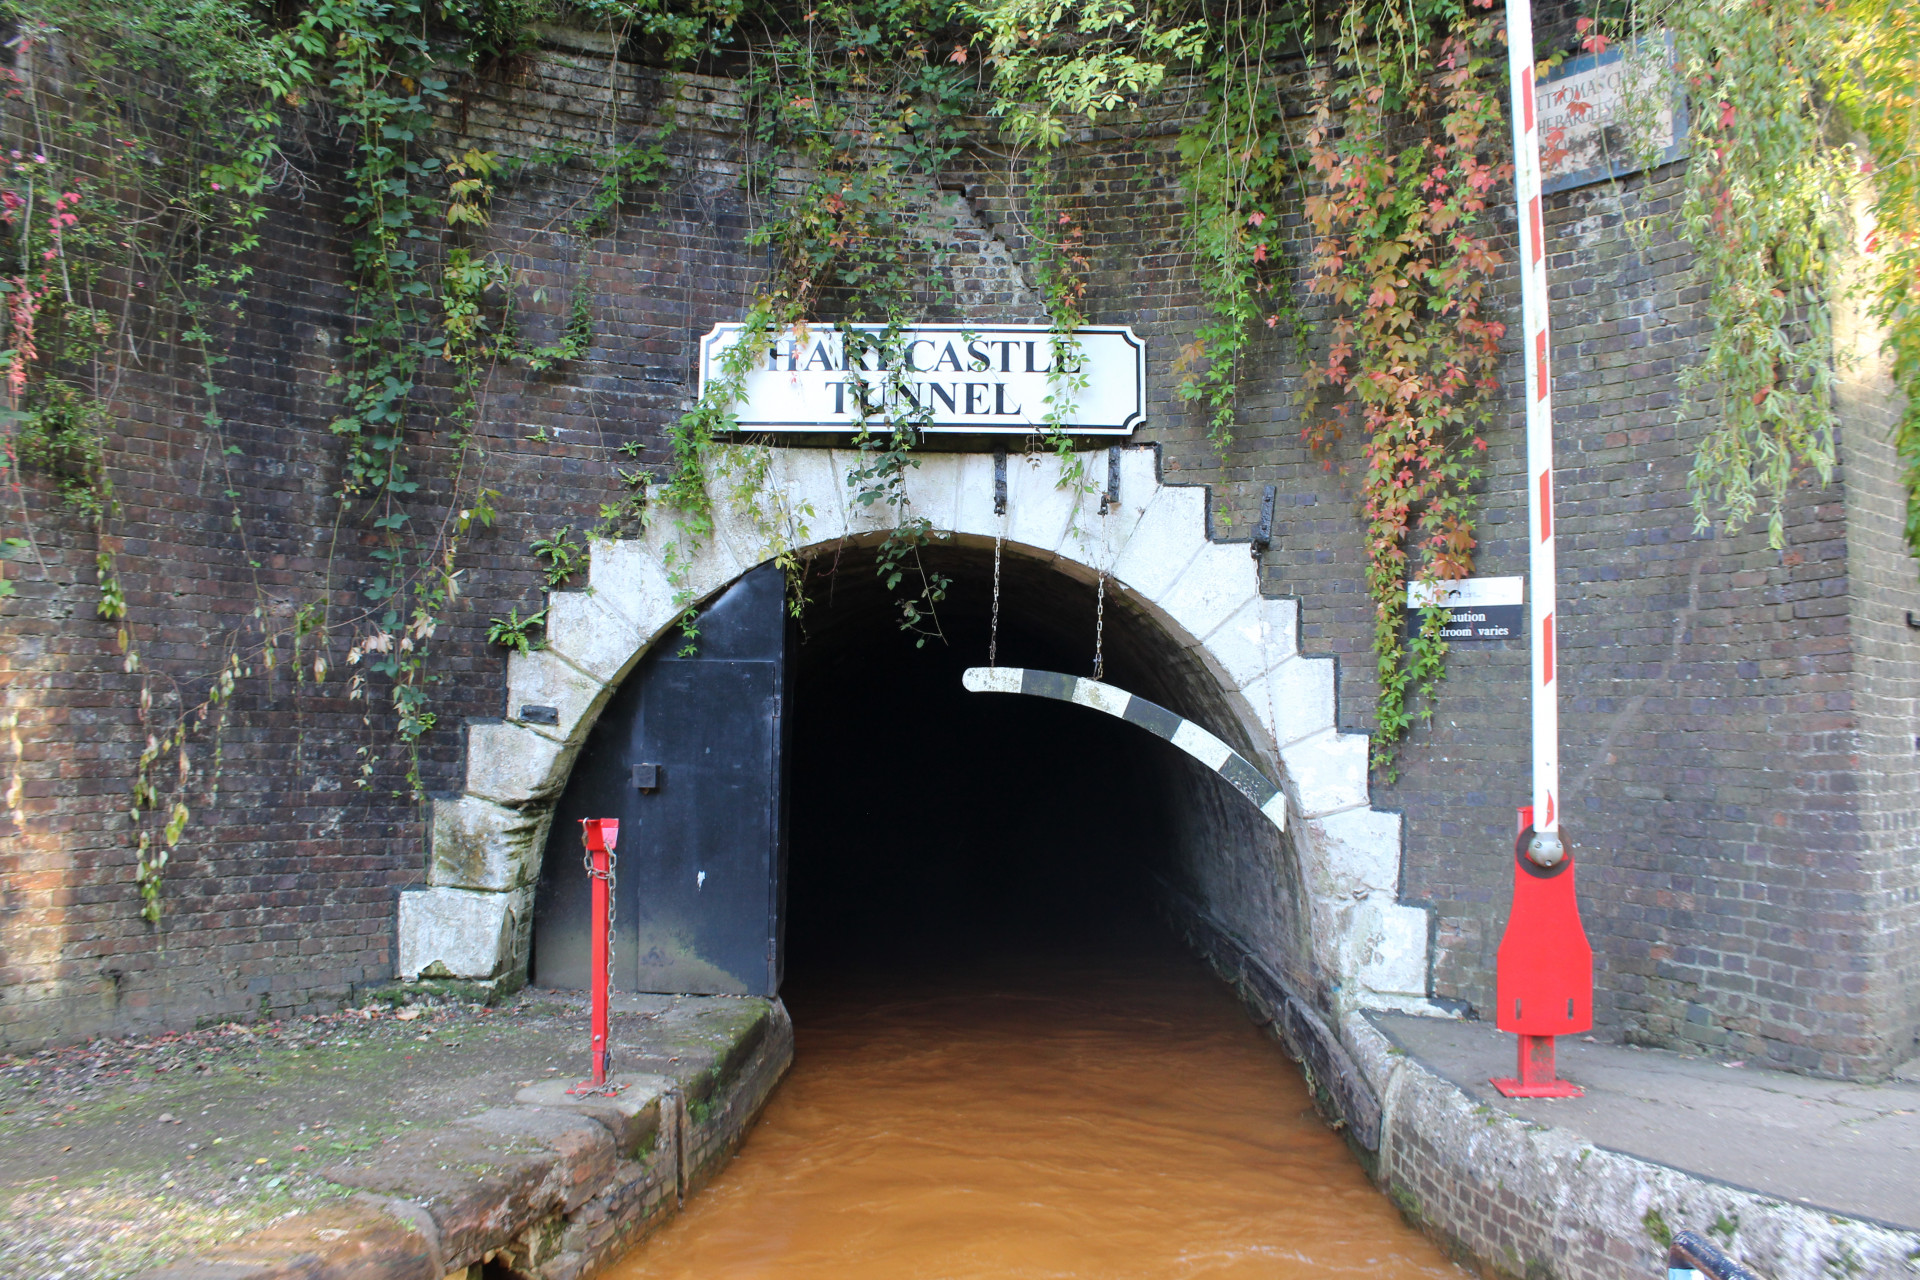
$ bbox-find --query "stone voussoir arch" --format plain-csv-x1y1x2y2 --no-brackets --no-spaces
399,445,1437,1017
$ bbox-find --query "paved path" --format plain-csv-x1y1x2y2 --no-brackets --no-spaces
1370,1013,1920,1231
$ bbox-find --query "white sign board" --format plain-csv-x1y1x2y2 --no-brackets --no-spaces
1537,33,1687,194
698,322,1146,435
1406,576,1524,642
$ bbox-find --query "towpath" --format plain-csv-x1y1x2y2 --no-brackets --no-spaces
0,990,790,1279
1372,1012,1920,1232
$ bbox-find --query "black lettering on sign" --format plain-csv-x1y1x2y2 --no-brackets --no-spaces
1404,603,1526,642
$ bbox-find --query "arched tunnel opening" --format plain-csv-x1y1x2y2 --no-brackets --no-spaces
779,536,1312,998
786,539,1178,972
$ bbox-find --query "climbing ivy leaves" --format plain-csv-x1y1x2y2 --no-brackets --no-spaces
1300,16,1508,776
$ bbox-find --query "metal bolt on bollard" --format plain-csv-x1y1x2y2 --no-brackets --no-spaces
1668,1229,1763,1280
568,818,625,1098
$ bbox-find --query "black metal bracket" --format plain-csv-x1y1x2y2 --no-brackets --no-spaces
631,762,661,792
1905,610,1920,630
1250,484,1276,558
518,705,559,725
993,447,1008,516
1101,446,1121,514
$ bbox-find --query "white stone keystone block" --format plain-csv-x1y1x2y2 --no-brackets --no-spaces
949,451,1000,540
771,445,848,540
900,453,962,535
1280,729,1372,818
430,794,553,892
1004,453,1085,556
397,885,533,980
465,721,572,806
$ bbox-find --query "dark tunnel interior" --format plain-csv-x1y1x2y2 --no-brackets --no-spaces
783,540,1203,978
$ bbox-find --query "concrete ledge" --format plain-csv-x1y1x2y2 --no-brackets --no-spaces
135,1001,795,1280
1342,1013,1920,1279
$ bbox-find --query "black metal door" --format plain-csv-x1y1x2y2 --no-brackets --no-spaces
531,563,791,996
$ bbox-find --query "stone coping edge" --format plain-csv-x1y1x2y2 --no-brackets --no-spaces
135,1002,795,1280
1342,1013,1920,1279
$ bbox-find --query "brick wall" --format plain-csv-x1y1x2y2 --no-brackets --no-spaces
1,15,1914,1076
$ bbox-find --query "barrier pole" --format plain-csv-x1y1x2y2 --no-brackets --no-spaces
1490,0,1593,1098
571,818,619,1094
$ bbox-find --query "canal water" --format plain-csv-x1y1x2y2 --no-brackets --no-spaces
609,922,1464,1279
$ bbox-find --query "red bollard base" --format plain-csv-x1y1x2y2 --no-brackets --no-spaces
1491,1033,1584,1098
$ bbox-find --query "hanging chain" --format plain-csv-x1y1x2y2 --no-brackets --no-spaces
1094,569,1106,681
989,528,1003,668
1093,478,1110,681
582,838,617,1001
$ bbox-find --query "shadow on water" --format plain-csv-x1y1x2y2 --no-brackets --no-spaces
606,562,1466,1278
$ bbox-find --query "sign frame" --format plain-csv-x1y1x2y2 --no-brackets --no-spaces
1537,31,1689,196
697,321,1147,436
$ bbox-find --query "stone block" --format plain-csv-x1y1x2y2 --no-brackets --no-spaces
1280,729,1371,818
464,721,571,806
585,540,677,638
1158,540,1260,646
505,648,606,743
513,1075,671,1159
543,591,644,685
1303,806,1404,900
771,445,848,544
900,452,962,535
1004,451,1086,556
457,1107,617,1213
1203,596,1300,689
1240,655,1336,750
429,795,552,892
948,450,1000,540
1111,485,1207,601
396,886,533,981
131,1204,436,1280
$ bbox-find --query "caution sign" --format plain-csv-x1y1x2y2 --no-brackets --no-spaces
1406,577,1525,642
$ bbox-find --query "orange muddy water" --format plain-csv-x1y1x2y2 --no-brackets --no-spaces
609,929,1463,1279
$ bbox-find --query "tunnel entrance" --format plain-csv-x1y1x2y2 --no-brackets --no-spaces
530,535,1308,998
787,541,1184,973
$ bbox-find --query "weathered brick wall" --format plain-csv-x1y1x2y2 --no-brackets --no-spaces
2,15,1914,1076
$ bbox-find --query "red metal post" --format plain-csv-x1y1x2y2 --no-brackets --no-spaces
573,818,619,1093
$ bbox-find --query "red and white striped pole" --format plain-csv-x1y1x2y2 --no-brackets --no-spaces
1490,0,1593,1100
1505,0,1561,859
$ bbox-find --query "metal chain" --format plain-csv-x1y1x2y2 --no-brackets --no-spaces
990,528,1003,668
1094,569,1106,681
1093,486,1110,681
581,839,617,1004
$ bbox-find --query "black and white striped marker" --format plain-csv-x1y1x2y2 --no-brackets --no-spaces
962,667,1288,832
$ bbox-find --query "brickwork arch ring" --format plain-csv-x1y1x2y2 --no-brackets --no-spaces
399,446,1437,1017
